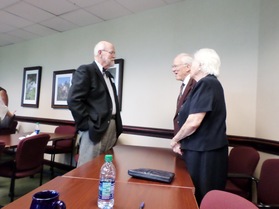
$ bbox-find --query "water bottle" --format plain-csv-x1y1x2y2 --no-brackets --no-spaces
35,122,40,134
98,154,116,209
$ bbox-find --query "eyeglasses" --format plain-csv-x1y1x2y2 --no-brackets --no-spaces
172,64,187,69
102,50,116,55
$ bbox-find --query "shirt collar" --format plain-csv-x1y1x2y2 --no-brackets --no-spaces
182,74,191,86
95,60,103,73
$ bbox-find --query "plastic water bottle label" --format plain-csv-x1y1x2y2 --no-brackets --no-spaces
98,181,115,200
35,123,40,134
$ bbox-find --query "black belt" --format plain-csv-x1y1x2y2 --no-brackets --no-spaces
111,115,116,120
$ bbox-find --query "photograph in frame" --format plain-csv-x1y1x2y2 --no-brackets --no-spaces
108,58,124,110
52,69,75,109
21,66,42,108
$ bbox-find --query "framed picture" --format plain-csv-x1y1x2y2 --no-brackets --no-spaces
21,66,42,108
52,69,75,109
108,58,124,110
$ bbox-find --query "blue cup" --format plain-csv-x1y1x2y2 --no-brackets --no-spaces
30,190,66,209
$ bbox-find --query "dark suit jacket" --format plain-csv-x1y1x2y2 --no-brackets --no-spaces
67,61,122,143
173,78,196,135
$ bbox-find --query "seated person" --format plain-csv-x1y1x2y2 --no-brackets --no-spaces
0,87,15,129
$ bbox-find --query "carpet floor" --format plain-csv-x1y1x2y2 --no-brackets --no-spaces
0,166,66,207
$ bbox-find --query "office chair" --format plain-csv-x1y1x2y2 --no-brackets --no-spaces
0,134,50,202
225,146,260,200
254,159,279,209
0,141,5,159
200,190,258,209
44,125,76,176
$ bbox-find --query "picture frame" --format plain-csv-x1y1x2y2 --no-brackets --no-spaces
21,66,42,108
108,58,124,110
51,69,75,109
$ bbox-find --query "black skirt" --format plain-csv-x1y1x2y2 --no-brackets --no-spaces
182,146,228,205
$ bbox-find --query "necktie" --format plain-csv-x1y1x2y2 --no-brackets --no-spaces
103,69,116,114
103,68,114,79
179,83,185,99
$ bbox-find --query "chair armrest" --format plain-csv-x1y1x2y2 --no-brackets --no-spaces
228,172,259,186
52,137,72,144
257,203,279,209
52,136,76,148
228,172,258,181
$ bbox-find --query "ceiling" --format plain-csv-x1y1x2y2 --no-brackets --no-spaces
0,0,184,48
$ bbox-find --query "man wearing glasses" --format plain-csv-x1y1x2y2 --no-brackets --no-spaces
172,53,196,135
68,41,123,166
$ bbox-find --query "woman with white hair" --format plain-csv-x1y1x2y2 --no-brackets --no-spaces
170,48,228,205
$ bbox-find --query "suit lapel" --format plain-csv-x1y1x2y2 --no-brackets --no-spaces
93,61,109,92
173,78,196,134
176,78,196,114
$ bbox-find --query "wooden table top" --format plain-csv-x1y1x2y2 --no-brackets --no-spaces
64,145,195,191
2,176,198,209
0,132,75,148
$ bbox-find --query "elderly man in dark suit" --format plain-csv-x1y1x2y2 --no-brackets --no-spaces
172,53,196,135
68,41,123,166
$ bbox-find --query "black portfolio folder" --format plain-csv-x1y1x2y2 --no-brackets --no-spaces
128,168,175,183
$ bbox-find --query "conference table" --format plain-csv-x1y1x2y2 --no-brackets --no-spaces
64,145,195,191
2,145,199,209
2,176,198,209
0,132,75,148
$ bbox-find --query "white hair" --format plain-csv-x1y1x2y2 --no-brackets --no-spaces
179,53,193,65
194,48,221,76
93,41,106,56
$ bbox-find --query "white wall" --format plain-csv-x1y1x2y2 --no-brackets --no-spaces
256,0,279,141
0,0,270,143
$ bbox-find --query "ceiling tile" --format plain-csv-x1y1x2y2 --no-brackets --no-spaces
0,34,14,46
0,0,184,47
0,32,24,44
67,0,104,7
61,9,103,26
24,0,79,15
0,11,32,27
0,0,20,9
40,17,78,32
86,0,132,20
163,0,184,4
24,24,58,36
7,28,39,40
4,1,55,22
0,40,12,46
0,23,15,33
116,0,166,13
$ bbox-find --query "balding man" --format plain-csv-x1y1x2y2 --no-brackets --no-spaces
68,41,122,166
172,53,196,135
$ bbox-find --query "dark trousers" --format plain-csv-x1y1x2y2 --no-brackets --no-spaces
182,146,228,205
